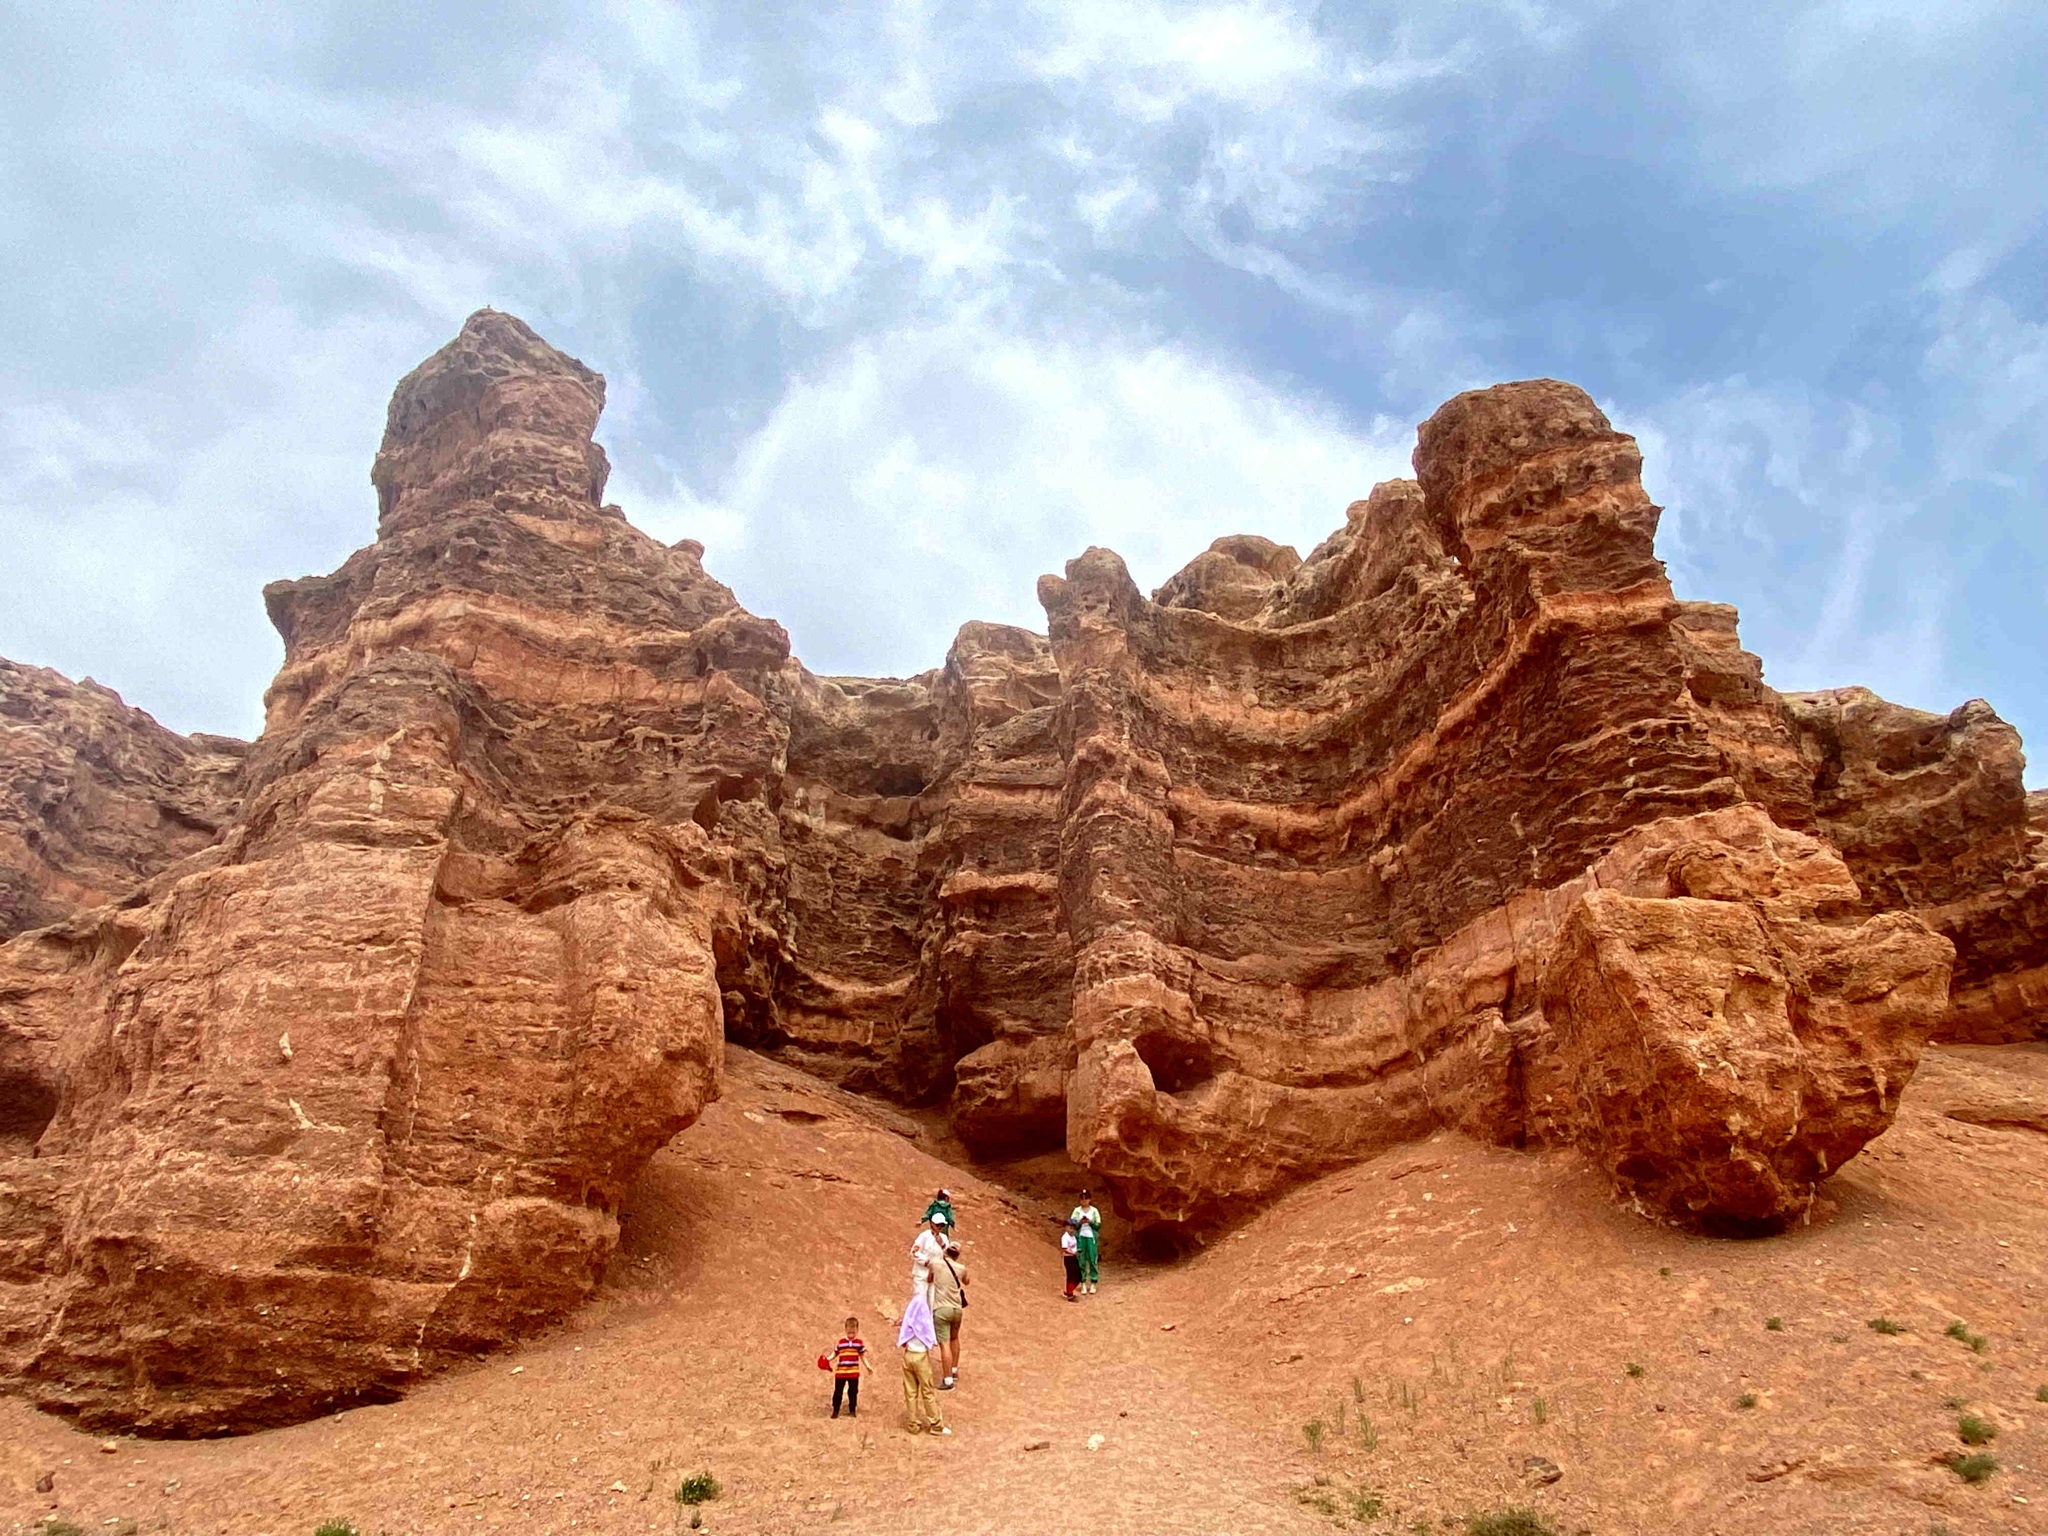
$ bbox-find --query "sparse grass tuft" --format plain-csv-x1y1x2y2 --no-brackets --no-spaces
1353,1373,1366,1404
675,1472,721,1506
1944,1320,1989,1352
1658,1266,1671,1278
1956,1412,1997,1446
1295,1486,1338,1517
1360,1415,1380,1450
41,1522,87,1536
313,1525,359,1536
1352,1490,1384,1520
1532,1396,1547,1426
1304,1418,1327,1454
1735,1392,1758,1410
1948,1452,1998,1484
1764,1316,1783,1332
1624,1361,1645,1378
2037,1383,2048,1403
1465,1508,1558,1536
1867,1317,1907,1335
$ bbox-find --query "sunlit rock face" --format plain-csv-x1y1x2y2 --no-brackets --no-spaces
2,319,2037,1434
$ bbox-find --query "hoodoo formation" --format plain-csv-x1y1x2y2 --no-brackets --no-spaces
1,311,2042,1433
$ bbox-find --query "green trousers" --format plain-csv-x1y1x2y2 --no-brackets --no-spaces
1077,1232,1099,1284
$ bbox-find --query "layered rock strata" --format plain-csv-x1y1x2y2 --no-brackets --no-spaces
2,316,2040,1434
0,661,245,943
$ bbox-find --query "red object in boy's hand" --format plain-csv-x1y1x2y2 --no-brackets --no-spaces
817,1352,831,1371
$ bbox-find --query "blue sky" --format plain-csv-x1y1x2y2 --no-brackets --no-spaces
3,2,2042,781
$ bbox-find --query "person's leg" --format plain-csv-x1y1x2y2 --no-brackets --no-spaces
948,1314,963,1379
847,1377,859,1417
902,1351,921,1429
915,1351,945,1431
1064,1254,1080,1298
832,1376,846,1417
1079,1234,1098,1288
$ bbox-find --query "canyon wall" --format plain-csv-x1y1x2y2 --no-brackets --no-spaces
1,312,2040,1432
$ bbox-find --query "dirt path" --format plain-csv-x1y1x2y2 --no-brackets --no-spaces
6,1044,2048,1535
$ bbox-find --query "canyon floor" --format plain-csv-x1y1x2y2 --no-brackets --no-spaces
5,1044,2046,1536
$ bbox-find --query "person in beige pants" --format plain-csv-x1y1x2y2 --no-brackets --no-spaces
897,1292,949,1434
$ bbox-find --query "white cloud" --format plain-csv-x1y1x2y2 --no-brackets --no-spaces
632,317,1410,676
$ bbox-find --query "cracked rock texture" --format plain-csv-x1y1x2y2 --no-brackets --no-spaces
1,315,2040,1433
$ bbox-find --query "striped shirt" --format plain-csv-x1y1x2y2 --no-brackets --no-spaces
833,1337,867,1378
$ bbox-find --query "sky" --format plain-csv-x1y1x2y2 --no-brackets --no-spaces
2,1,2043,782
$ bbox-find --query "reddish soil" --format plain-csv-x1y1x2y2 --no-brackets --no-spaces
6,1044,2046,1535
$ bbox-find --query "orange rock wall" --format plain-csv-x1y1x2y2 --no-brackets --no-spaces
2,316,2040,1434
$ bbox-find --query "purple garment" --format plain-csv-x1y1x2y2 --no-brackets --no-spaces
897,1291,936,1350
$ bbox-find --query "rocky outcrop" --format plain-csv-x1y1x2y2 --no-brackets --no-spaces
0,314,753,1432
0,661,245,942
1781,689,2048,1042
1,324,2039,1434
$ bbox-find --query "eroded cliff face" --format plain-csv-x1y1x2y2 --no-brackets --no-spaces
0,662,245,943
2,317,2040,1434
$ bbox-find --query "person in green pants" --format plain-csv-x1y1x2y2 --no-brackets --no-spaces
1069,1190,1102,1294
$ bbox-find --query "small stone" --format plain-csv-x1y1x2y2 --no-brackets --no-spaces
34,1472,53,1492
278,1032,293,1062
1023,1439,1051,1452
1086,1433,1105,1451
609,1480,628,1492
1523,1455,1562,1487
511,1366,524,1375
99,1440,118,1454
1159,1323,1175,1332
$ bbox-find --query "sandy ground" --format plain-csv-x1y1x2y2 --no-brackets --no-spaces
4,1043,2046,1536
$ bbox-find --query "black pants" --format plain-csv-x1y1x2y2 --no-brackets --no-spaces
1064,1254,1082,1293
832,1376,859,1415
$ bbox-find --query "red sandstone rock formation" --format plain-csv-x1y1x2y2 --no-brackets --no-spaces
0,315,754,1431
0,661,245,942
2,319,2041,1434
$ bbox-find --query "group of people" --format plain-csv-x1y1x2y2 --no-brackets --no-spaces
821,1184,1107,1434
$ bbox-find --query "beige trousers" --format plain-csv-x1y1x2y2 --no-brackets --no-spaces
901,1346,944,1431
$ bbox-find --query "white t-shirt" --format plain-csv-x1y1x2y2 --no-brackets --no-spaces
1060,1230,1078,1256
1070,1205,1100,1239
911,1227,946,1293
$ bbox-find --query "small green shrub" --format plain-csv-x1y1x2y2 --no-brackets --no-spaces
1949,1452,1998,1484
1940,1319,1988,1353
312,1524,359,1536
1304,1418,1327,1453
1352,1491,1385,1520
42,1522,87,1536
1624,1361,1645,1378
2036,1383,2048,1403
1735,1392,1758,1410
1764,1316,1783,1332
1867,1317,1907,1335
1466,1509,1558,1536
675,1472,721,1506
1956,1412,1997,1446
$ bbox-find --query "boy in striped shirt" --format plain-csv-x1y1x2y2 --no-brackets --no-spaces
829,1316,871,1417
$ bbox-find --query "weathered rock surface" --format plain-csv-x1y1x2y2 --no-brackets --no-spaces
0,661,245,942
0,315,749,1431
1,322,2040,1433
